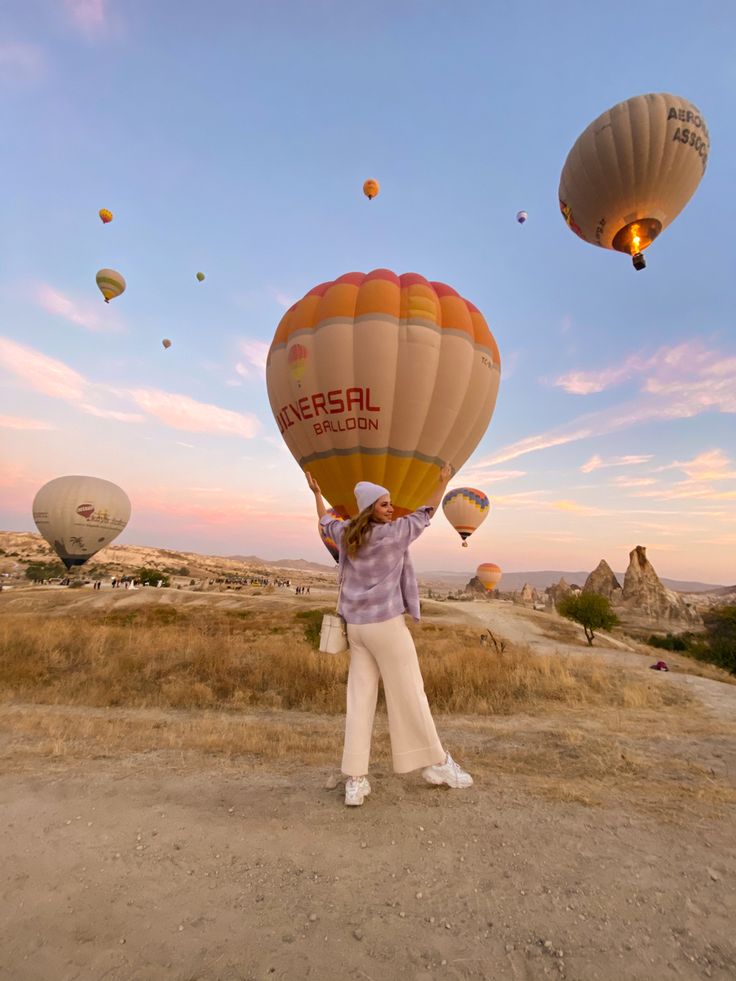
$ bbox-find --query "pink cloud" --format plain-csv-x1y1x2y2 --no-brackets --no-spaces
0,414,56,431
580,454,653,473
125,388,260,438
0,337,87,401
62,0,109,37
0,42,45,84
35,283,119,333
235,339,270,380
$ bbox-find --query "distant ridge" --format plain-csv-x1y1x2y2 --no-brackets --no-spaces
417,569,725,594
227,555,335,573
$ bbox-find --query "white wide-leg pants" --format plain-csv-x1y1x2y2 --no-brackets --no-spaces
341,615,445,776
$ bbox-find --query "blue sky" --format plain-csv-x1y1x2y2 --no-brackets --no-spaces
1,0,735,582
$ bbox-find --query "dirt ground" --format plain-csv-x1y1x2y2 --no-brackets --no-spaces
1,587,735,981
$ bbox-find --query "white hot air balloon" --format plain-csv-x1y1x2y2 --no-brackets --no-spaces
32,476,131,569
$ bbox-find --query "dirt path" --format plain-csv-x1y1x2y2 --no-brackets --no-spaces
1,745,735,981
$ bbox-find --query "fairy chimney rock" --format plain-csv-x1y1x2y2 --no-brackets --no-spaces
583,560,622,602
548,577,573,609
622,545,699,624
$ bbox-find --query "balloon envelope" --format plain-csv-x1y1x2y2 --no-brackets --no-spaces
476,563,502,592
559,93,709,264
516,210,527,224
96,268,126,303
363,179,380,200
319,507,345,563
162,338,172,349
442,487,490,545
32,476,131,569
196,272,205,282
266,269,501,518
98,208,113,224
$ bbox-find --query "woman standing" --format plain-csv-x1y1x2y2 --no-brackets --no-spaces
306,466,473,806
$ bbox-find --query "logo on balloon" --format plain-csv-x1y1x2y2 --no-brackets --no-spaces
76,504,95,520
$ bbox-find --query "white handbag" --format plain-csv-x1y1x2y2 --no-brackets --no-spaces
319,613,348,654
319,567,348,654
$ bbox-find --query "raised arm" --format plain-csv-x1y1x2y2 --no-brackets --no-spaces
305,471,327,520
423,462,454,514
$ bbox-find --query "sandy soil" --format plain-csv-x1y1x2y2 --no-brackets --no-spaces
1,587,736,980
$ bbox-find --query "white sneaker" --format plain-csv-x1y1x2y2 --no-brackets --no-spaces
422,752,473,789
344,776,371,806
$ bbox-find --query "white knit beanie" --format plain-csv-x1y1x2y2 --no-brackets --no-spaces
355,481,389,513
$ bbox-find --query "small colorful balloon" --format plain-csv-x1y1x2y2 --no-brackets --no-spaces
96,268,126,304
162,338,172,349
196,272,205,282
442,487,490,547
476,563,502,592
516,210,528,224
98,208,113,224
363,179,380,200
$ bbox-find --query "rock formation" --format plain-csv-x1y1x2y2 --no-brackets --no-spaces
547,577,574,609
583,560,622,603
621,546,700,625
515,582,538,606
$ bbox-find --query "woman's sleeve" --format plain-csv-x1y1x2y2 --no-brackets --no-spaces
389,506,433,549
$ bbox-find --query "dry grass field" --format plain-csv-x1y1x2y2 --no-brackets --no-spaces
1,585,735,980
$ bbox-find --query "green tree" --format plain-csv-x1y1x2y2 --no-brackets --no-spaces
701,606,736,674
558,593,619,646
136,568,170,587
25,561,65,582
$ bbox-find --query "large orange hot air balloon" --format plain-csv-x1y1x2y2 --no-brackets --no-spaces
476,563,502,592
442,487,490,547
266,270,501,518
559,93,709,270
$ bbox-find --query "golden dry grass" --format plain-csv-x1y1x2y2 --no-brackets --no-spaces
0,607,688,716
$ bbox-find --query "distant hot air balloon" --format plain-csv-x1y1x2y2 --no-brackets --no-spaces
559,92,709,270
96,268,126,303
162,338,172,349
32,476,131,570
516,210,528,224
266,270,501,518
196,272,205,282
476,563,502,592
363,179,380,200
98,208,113,224
319,507,345,563
442,487,490,547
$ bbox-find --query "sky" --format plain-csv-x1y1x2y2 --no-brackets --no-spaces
1,0,735,584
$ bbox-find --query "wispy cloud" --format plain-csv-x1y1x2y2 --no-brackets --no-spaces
656,449,736,482
0,414,56,431
0,42,45,84
35,283,121,333
481,341,736,467
62,0,111,38
556,355,646,395
235,339,270,380
0,336,261,438
125,389,260,438
270,288,296,310
580,454,653,473
0,337,87,400
455,467,526,485
611,476,657,488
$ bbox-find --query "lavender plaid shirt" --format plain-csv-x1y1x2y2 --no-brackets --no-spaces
320,507,433,624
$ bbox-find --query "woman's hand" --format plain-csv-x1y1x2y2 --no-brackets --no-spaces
438,462,454,485
306,471,321,497
306,471,327,519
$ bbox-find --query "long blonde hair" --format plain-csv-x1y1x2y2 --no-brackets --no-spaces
343,506,375,556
